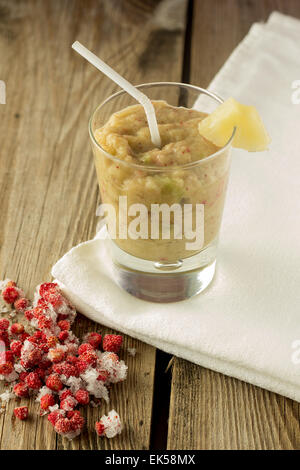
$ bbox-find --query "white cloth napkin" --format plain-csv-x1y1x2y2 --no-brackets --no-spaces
52,12,300,402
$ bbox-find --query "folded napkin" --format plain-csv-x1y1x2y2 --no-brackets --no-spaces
53,12,300,402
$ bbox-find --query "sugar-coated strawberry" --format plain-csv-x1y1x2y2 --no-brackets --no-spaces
6,281,16,288
0,362,14,376
58,320,70,331
102,334,123,353
66,355,78,365
13,382,29,398
48,348,65,363
19,371,29,382
84,332,102,349
14,406,28,421
25,372,42,390
78,343,94,355
2,286,20,304
53,361,78,378
40,393,55,411
69,411,85,431
46,374,63,392
10,340,23,357
48,410,63,426
24,309,34,321
54,417,72,434
10,323,25,335
76,360,89,374
39,282,58,297
58,331,69,342
78,350,98,367
60,396,77,411
75,389,89,405
14,297,29,312
38,315,53,331
59,389,74,401
0,318,10,330
47,336,59,348
19,332,30,343
95,421,105,437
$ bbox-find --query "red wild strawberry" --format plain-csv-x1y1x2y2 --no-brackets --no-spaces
39,282,58,296
2,286,20,304
0,362,14,376
58,331,69,342
36,297,48,309
10,323,25,335
54,417,73,434
76,360,89,374
25,372,42,390
48,348,65,363
60,396,77,412
78,350,97,367
78,343,94,355
102,334,123,353
13,382,29,398
14,297,29,312
40,393,55,411
66,355,78,365
6,281,16,288
0,318,10,330
38,315,53,330
85,332,102,349
19,371,29,382
10,340,22,357
59,389,73,401
95,421,105,437
24,309,34,321
75,389,89,405
19,332,30,343
32,307,45,319
35,368,46,380
58,320,70,331
48,410,64,426
69,411,85,431
14,406,28,421
46,374,63,392
47,336,58,348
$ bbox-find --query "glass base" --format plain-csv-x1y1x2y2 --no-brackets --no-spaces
108,240,217,303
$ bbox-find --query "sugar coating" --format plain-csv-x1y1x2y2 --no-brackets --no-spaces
98,410,122,438
0,280,127,440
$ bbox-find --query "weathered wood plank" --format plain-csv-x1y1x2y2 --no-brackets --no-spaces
0,0,187,449
168,0,300,450
168,361,300,450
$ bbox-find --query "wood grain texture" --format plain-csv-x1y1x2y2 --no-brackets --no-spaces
0,0,187,449
168,0,300,451
168,361,300,450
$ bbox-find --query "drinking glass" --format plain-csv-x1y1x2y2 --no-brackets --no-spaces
89,83,234,302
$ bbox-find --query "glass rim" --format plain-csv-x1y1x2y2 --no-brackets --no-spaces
89,82,236,172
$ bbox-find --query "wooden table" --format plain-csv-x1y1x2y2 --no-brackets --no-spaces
0,0,299,450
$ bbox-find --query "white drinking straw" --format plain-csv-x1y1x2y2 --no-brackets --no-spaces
72,41,161,148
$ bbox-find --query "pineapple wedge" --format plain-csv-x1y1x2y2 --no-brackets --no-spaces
198,97,270,151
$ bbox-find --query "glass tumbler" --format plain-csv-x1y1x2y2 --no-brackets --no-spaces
89,83,234,302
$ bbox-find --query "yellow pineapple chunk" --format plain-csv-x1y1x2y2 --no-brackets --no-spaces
198,97,270,151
